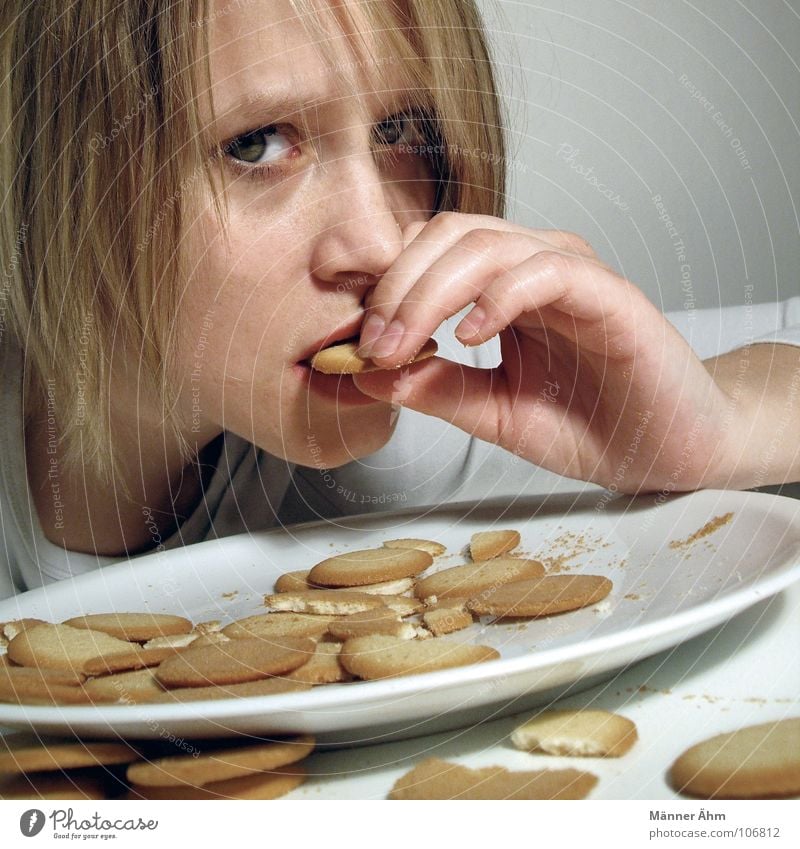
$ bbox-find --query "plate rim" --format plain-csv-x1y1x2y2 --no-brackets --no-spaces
1,488,799,730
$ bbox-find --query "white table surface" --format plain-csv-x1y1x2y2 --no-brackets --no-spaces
286,580,800,800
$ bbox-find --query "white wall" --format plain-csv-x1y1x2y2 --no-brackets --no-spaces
478,0,800,311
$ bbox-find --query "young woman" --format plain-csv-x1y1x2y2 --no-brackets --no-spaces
1,0,798,598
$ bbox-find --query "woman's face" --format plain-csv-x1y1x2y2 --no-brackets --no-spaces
176,0,435,468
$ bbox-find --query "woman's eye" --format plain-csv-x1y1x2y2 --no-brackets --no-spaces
372,112,424,147
224,125,293,165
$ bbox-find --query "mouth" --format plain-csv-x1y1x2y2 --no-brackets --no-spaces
296,317,365,367
294,318,381,406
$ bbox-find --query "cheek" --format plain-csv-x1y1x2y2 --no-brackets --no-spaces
174,210,395,462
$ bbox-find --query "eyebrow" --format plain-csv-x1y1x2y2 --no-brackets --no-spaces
213,85,422,138
213,90,330,133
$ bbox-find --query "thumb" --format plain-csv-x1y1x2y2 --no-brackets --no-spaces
352,357,502,440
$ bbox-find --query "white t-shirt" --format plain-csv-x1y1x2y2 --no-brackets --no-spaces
2,299,799,599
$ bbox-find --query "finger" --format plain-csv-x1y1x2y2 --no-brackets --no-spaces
359,214,597,354
365,229,595,368
352,356,561,452
454,251,645,359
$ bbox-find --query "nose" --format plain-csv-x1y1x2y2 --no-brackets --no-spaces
309,152,409,290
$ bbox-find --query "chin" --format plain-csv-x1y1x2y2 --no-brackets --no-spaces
290,404,397,469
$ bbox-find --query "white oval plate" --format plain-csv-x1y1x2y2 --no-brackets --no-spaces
1,489,799,744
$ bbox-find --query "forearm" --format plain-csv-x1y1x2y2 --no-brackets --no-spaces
701,342,800,489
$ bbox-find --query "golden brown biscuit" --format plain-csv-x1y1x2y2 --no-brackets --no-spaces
0,734,139,774
150,677,312,702
511,709,638,757
308,547,432,588
83,646,180,676
273,570,319,593
155,637,315,688
0,674,92,706
383,538,447,557
470,530,521,561
422,605,473,637
7,624,133,673
389,758,597,800
340,634,499,680
2,618,47,641
285,641,351,685
327,608,416,641
264,590,387,615
415,557,545,601
466,574,612,617
670,718,800,799
380,595,425,616
84,668,166,704
143,633,199,650
310,338,437,374
63,613,192,642
127,734,314,787
127,765,305,800
223,612,336,641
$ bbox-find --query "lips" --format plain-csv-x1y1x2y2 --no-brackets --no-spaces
296,315,364,366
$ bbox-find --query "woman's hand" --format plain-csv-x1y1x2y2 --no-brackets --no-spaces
353,212,738,493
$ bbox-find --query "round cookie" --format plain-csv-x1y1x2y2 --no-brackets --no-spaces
383,538,447,557
327,608,415,641
2,618,47,641
670,718,800,799
84,668,165,704
340,634,499,680
0,665,90,706
264,590,387,615
511,709,638,757
415,557,545,601
274,570,320,593
309,547,432,588
150,677,312,702
310,337,437,375
83,646,180,676
286,641,350,685
422,605,473,637
0,734,139,774
466,574,612,617
222,612,336,641
381,595,424,616
155,637,315,688
63,613,192,642
389,758,597,800
127,734,314,787
7,623,133,672
127,765,305,800
470,530,520,561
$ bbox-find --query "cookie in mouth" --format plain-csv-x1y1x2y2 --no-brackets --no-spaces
308,337,438,375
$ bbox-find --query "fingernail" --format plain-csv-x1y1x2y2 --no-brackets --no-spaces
455,306,486,342
358,314,386,356
370,319,405,359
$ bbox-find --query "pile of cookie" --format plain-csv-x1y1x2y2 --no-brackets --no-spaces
0,732,315,800
0,530,613,707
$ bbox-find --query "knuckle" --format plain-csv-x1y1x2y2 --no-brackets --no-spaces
458,228,497,255
534,249,573,279
401,219,427,245
556,230,596,257
428,210,463,235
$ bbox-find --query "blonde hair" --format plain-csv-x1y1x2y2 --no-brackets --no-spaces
1,0,506,480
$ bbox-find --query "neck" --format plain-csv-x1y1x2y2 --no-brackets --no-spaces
25,397,221,558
